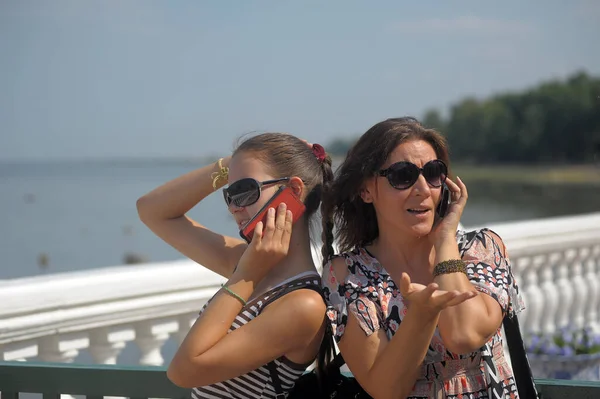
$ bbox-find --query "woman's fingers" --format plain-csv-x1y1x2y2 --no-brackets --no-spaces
432,289,477,308
281,209,293,248
251,221,263,247
445,176,468,207
406,283,477,311
264,207,277,239
399,272,412,296
456,176,468,205
272,203,287,242
431,290,459,307
444,290,477,307
422,282,439,298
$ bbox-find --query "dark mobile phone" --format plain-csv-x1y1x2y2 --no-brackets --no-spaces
239,186,306,243
436,183,451,219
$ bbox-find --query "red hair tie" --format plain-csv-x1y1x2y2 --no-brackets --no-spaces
312,143,326,163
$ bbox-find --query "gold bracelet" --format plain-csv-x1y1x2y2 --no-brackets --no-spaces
221,284,247,306
432,259,467,277
210,157,229,190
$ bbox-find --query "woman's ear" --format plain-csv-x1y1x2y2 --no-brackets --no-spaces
360,179,375,203
360,188,373,203
289,177,305,198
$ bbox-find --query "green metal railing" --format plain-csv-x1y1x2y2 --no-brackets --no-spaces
1,361,600,398
0,361,189,399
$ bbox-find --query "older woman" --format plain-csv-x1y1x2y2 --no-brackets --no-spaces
320,117,525,399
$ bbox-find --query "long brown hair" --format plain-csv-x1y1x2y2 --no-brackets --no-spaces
321,117,450,261
233,133,335,387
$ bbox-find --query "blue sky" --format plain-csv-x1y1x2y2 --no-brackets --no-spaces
1,0,599,161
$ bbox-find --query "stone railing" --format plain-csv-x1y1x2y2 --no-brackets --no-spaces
1,212,599,367
478,213,600,335
0,259,225,365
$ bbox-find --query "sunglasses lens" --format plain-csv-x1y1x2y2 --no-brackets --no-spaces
225,178,260,207
387,163,419,189
423,160,447,187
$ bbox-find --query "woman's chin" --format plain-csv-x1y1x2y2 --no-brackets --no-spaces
408,221,433,238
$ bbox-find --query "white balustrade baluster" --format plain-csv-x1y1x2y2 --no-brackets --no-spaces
519,256,544,334
135,322,169,366
37,335,78,363
582,247,599,328
540,253,560,335
88,328,126,365
571,248,588,329
590,245,600,331
555,250,576,328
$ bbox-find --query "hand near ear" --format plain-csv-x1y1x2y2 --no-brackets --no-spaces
235,203,294,281
429,177,468,247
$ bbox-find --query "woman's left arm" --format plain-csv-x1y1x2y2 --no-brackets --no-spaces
168,203,326,388
168,279,325,387
434,230,508,354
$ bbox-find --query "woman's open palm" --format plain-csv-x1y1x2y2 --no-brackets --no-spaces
399,272,477,315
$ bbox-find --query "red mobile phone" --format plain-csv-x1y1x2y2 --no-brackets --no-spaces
239,186,306,243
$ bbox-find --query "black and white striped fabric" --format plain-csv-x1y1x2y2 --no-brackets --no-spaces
192,273,321,399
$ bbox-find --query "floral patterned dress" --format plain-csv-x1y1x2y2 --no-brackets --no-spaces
322,228,526,399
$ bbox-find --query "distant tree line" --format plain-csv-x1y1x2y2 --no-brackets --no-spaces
328,71,600,164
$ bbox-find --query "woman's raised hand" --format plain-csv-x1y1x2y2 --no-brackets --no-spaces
429,177,468,247
399,272,477,316
234,203,293,281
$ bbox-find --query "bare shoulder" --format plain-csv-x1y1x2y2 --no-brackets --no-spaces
259,287,327,349
266,288,326,321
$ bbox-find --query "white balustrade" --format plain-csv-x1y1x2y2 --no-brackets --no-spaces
0,258,226,366
475,212,600,335
1,213,600,367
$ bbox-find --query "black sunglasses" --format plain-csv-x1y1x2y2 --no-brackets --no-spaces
222,177,290,208
378,159,447,190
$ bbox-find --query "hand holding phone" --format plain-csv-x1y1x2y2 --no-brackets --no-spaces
239,186,306,243
430,178,468,247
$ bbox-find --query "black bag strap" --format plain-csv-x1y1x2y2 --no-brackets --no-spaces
503,314,541,399
267,360,287,398
264,282,326,397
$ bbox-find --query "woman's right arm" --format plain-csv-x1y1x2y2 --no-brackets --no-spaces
328,258,476,399
136,156,247,278
339,304,438,399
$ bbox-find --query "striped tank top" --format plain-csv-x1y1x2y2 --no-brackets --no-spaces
192,272,322,399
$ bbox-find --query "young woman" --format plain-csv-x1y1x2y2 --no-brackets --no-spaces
137,133,334,398
320,117,525,398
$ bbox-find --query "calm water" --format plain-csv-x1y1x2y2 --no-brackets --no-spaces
1,160,599,280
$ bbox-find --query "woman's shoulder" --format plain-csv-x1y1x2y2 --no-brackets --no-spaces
322,247,384,291
456,227,507,253
326,247,379,271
